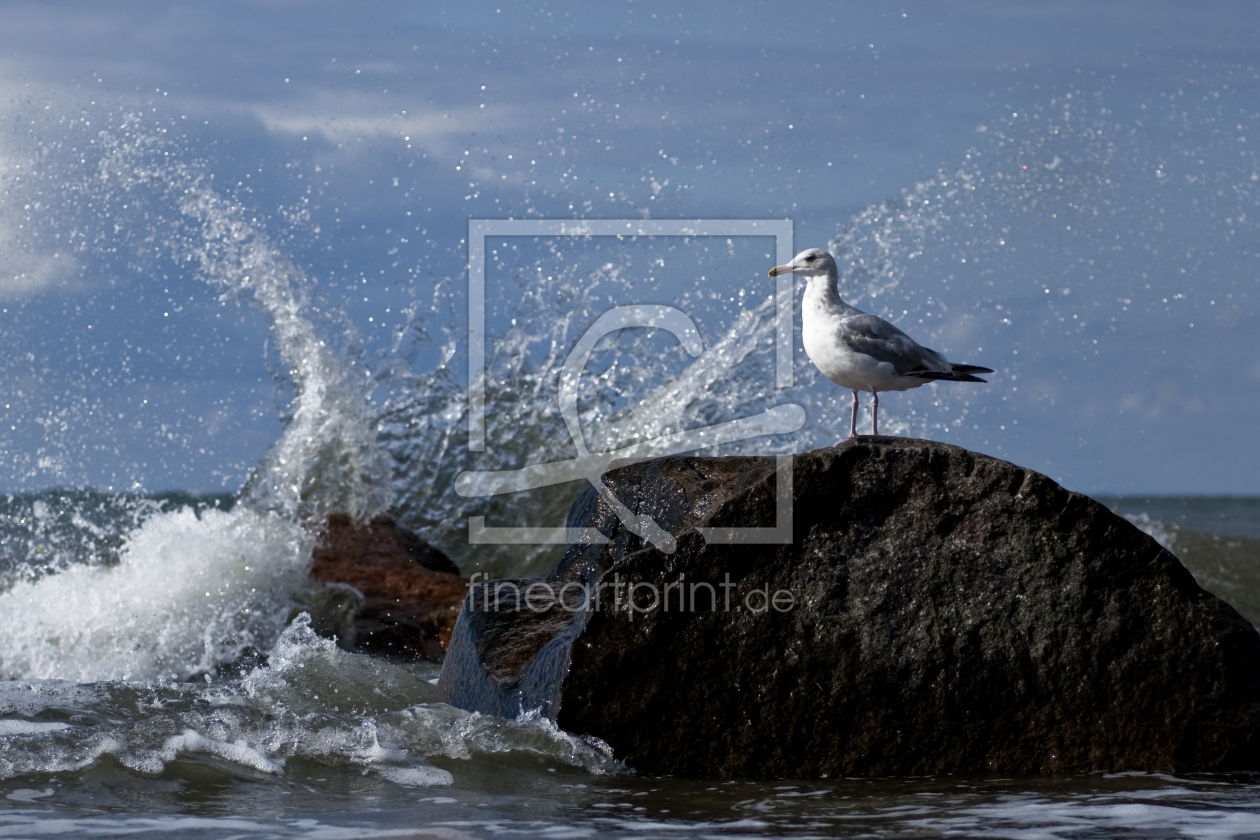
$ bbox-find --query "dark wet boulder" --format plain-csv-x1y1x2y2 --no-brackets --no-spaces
310,514,467,661
438,437,1260,777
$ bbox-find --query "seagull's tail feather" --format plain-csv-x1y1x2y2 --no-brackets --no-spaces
915,371,988,383
908,362,992,383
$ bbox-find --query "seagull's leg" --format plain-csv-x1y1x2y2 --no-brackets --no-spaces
871,391,879,436
846,389,859,442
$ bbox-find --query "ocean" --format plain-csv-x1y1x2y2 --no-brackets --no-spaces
1,489,1259,837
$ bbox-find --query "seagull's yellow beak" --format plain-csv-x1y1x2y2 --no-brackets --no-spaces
768,263,794,277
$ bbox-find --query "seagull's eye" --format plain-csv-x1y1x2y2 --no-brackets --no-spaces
804,255,816,262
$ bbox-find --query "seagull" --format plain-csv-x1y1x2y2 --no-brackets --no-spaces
769,247,993,440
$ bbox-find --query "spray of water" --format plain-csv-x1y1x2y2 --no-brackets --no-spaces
0,118,391,681
95,122,392,523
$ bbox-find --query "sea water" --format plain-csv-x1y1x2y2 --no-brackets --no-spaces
3,117,1260,839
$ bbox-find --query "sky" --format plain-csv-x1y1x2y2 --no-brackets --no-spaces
1,0,1258,497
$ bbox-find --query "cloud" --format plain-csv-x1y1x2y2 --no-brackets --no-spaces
0,247,79,298
249,96,497,154
0,160,80,299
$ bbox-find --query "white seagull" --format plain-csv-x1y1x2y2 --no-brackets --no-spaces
769,247,993,440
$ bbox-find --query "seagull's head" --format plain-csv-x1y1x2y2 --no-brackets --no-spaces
768,248,836,280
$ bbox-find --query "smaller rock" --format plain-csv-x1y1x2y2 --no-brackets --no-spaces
310,514,467,661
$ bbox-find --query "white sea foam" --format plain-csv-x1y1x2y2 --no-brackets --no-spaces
0,681,100,716
0,615,622,783
153,729,284,775
376,765,456,787
5,788,55,803
240,612,441,714
0,721,71,736
0,506,313,682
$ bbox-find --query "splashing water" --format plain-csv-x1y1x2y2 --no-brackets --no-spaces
378,250,810,577
377,173,1014,574
0,119,391,681
96,123,392,524
0,614,622,782
0,505,311,682
374,100,1201,575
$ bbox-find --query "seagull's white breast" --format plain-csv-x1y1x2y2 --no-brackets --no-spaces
801,283,929,393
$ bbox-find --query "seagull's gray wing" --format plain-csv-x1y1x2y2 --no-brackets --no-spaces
841,313,993,381
839,313,954,378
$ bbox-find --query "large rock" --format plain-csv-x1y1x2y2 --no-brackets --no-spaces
311,514,467,661
437,437,1260,777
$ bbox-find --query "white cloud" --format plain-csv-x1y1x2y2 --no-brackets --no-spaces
248,96,516,156
0,247,78,298
0,156,80,299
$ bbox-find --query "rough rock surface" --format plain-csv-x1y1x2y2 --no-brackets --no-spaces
311,514,466,661
438,437,1260,777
